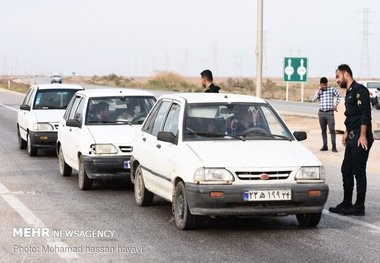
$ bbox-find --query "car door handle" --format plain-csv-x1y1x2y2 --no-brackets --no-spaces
142,138,146,142
156,144,161,149
69,128,72,132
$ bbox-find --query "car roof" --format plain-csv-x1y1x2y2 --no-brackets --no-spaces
75,88,155,98
158,92,267,104
357,80,380,83
32,84,84,90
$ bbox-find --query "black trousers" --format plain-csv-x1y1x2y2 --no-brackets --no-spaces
341,131,373,193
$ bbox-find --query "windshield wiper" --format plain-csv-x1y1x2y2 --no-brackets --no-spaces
253,133,292,141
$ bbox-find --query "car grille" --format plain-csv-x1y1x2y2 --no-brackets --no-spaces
119,146,133,153
235,171,291,180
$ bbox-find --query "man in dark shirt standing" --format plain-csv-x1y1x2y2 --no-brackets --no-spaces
200,69,220,93
329,64,374,216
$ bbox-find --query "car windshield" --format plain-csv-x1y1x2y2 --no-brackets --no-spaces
183,103,293,141
85,96,156,125
33,89,80,109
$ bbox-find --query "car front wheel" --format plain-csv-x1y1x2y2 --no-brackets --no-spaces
58,146,72,177
174,181,199,230
296,212,322,227
78,156,93,190
134,165,153,206
17,126,27,149
27,134,37,156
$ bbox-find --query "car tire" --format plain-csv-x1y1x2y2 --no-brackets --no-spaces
296,212,322,227
17,126,27,149
58,146,72,177
78,156,93,190
134,165,153,206
174,181,199,230
27,134,37,156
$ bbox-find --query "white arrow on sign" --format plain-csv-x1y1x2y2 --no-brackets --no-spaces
297,59,307,81
284,58,294,80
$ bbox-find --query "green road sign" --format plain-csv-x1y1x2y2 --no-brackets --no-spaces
283,57,308,82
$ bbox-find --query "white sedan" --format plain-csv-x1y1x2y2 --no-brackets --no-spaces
57,88,156,190
130,93,329,230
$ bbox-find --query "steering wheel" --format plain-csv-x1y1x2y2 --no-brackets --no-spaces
131,113,147,122
241,127,270,136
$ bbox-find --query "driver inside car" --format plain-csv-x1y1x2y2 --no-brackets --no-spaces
118,101,138,121
227,108,254,135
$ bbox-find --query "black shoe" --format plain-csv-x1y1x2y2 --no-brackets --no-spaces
328,202,352,214
320,146,328,151
332,147,338,152
341,204,365,216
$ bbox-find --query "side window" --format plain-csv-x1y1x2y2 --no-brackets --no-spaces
142,100,168,134
22,88,33,106
68,97,83,120
74,98,85,123
150,101,171,136
163,103,180,136
63,96,76,120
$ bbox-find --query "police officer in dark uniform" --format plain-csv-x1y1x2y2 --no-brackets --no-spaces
329,64,374,216
200,69,221,93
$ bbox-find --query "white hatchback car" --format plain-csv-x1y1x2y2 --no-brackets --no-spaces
131,93,329,230
17,84,84,156
57,89,156,190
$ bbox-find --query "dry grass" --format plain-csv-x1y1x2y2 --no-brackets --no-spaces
0,79,29,93
67,73,341,101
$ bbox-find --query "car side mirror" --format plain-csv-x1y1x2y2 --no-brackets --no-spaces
66,119,82,128
157,131,177,145
293,131,307,141
20,104,30,111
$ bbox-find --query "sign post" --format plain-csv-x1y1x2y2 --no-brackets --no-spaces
283,57,308,101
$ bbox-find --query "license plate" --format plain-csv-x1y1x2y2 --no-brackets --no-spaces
123,160,130,169
244,189,291,201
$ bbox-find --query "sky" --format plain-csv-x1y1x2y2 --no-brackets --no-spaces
1,0,380,79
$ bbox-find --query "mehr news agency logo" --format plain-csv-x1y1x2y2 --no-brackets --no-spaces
12,227,115,238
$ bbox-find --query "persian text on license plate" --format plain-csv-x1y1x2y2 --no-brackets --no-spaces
243,189,291,201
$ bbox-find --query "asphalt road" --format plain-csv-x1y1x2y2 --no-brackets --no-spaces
0,87,380,263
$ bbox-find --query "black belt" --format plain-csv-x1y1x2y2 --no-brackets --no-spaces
319,109,333,112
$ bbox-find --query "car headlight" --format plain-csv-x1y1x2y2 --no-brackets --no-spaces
194,168,234,184
33,123,54,131
90,144,118,154
295,166,324,180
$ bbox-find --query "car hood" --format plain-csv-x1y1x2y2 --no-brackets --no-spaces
86,125,139,144
186,140,321,168
33,110,65,123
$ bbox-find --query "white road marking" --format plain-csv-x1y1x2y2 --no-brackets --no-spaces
0,102,18,112
0,182,81,262
323,209,380,234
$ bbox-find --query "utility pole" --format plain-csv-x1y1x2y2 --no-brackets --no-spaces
255,0,263,97
360,8,370,78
